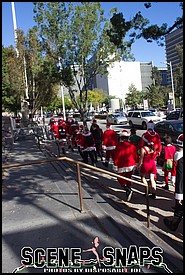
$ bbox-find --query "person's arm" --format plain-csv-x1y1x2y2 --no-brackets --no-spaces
137,147,145,168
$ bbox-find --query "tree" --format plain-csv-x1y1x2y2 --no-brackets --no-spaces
16,28,61,116
145,84,165,107
33,2,122,124
125,84,142,107
2,46,23,114
173,44,183,106
106,2,183,52
80,88,105,110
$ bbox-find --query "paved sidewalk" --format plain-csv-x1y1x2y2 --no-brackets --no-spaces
2,139,183,273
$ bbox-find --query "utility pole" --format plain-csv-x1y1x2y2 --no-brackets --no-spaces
11,2,29,124
58,58,66,121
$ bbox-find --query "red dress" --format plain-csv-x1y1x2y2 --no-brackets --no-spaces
140,147,157,175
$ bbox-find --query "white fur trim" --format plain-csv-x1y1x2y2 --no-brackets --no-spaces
116,165,135,173
174,151,183,162
175,193,183,200
82,147,96,152
106,146,116,150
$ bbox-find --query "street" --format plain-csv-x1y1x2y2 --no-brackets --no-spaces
86,119,145,137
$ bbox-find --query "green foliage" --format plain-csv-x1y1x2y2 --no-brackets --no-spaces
107,3,183,48
125,84,142,106
173,45,183,103
2,46,22,113
145,84,165,107
33,2,122,119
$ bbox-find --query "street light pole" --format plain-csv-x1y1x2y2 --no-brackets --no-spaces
160,61,175,110
169,61,175,110
58,58,66,121
11,2,29,122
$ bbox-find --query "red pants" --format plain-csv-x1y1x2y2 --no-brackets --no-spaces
117,171,133,187
164,169,176,184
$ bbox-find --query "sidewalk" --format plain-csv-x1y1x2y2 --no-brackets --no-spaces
2,139,183,273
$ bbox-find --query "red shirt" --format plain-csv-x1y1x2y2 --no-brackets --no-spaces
164,144,176,160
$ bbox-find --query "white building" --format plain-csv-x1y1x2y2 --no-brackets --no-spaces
92,61,153,104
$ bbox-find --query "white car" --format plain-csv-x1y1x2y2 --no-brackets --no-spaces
107,113,128,125
127,110,162,129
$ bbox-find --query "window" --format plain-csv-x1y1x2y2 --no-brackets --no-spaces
155,122,165,129
132,112,139,118
141,111,155,117
127,112,133,117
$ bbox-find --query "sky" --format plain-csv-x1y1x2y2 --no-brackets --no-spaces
2,2,182,67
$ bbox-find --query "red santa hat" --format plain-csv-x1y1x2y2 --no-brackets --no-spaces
106,122,112,128
120,129,130,137
79,125,84,129
142,132,155,145
147,120,155,130
176,133,183,147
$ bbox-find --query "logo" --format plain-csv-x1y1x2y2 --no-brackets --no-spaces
12,236,172,273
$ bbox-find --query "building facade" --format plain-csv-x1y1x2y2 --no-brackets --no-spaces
165,28,183,107
165,28,183,69
91,61,153,105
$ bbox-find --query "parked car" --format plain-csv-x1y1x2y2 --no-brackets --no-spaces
86,112,95,121
106,112,128,125
127,110,162,129
166,109,183,120
154,119,183,143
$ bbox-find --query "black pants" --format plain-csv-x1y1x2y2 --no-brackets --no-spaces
83,150,96,165
174,200,183,220
95,142,103,161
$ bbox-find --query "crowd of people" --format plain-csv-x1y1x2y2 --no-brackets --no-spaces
48,116,183,232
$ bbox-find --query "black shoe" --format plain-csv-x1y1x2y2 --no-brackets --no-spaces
103,162,108,167
171,206,175,211
163,217,178,231
148,193,156,199
126,189,133,202
162,185,169,190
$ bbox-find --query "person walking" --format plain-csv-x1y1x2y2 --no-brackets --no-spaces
113,130,138,201
90,119,103,162
81,127,96,166
163,134,183,231
102,122,118,167
162,135,176,190
136,140,158,199
138,120,162,159
75,125,84,160
128,128,141,150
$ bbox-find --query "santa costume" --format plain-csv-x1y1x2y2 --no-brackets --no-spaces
102,122,118,167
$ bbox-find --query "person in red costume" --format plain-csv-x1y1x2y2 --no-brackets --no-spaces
138,120,162,158
162,135,176,190
102,122,118,167
75,124,84,160
113,129,138,201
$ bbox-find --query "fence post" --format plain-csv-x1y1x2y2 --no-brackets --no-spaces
145,184,150,228
76,163,85,213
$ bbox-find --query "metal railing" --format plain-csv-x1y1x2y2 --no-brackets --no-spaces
2,156,150,228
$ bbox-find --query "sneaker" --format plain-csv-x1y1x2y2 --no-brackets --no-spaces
126,189,133,201
162,185,169,190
